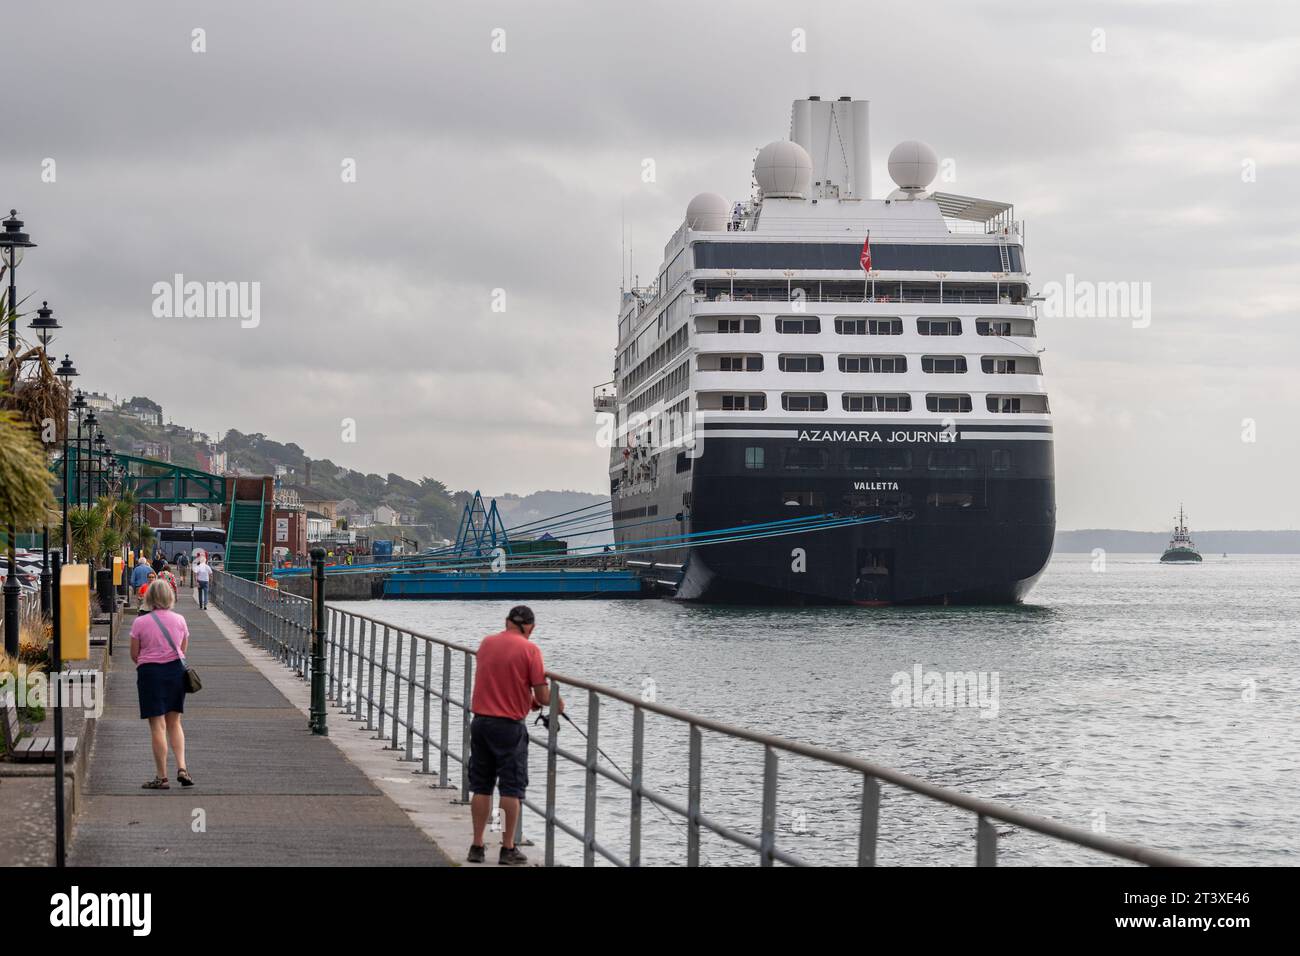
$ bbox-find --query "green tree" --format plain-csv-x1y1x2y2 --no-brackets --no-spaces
0,409,56,567
68,495,127,569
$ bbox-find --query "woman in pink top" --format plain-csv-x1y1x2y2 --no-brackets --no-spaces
129,578,195,789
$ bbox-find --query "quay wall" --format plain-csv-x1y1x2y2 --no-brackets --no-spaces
277,571,383,601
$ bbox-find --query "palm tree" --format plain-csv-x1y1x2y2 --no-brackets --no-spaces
0,408,56,569
69,495,142,572
128,520,155,557
68,502,107,567
2,293,63,577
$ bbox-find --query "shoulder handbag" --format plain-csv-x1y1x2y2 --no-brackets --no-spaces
152,611,202,693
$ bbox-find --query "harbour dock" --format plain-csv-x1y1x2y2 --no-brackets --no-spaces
383,568,646,599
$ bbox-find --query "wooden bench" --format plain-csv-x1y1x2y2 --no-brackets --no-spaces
0,689,77,762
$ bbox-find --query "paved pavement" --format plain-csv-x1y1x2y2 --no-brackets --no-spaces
70,590,451,866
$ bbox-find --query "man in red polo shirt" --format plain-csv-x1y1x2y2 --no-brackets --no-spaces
466,605,563,865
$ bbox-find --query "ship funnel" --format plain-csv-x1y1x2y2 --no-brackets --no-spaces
789,97,871,200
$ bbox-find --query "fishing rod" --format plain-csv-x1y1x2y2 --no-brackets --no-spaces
534,710,685,832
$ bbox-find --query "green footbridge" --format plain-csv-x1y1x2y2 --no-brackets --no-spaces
51,451,272,581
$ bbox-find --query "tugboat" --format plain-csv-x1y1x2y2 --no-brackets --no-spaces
1159,505,1202,563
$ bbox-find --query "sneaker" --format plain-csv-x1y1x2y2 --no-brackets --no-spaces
499,846,528,866
466,844,485,864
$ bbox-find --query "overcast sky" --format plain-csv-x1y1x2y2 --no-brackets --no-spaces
5,0,1298,530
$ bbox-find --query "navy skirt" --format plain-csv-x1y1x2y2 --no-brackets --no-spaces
137,660,187,719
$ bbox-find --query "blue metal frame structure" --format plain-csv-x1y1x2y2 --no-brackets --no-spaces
453,490,510,557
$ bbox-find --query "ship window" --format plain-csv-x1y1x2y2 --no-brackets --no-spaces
925,394,972,413
716,355,763,371
917,318,962,336
927,448,977,470
709,316,762,334
926,492,976,508
835,317,903,336
977,318,1035,337
843,393,912,412
921,355,967,374
693,241,1021,272
744,447,765,469
776,317,821,334
981,356,1041,374
781,392,828,412
986,394,1049,413
839,355,906,373
719,393,767,411
991,449,1012,471
781,490,824,508
784,447,827,471
778,354,824,372
846,447,912,470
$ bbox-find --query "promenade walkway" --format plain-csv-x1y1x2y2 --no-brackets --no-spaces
70,590,450,866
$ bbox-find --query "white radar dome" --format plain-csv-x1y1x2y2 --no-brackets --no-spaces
753,140,813,199
685,192,730,231
887,140,939,192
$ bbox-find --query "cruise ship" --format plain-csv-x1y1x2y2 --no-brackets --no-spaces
595,97,1054,604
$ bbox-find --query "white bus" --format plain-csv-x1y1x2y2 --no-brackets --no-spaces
154,525,227,565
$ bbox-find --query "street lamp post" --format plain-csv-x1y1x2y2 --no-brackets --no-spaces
92,431,106,502
70,395,87,560
57,361,79,564
1,209,37,656
30,302,61,616
80,409,96,513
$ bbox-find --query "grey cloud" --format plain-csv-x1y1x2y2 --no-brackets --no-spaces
3,0,1298,519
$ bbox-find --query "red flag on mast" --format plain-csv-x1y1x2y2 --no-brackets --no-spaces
859,232,872,272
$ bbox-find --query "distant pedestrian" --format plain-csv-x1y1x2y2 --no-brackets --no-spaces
151,552,166,574
137,571,157,603
158,563,178,595
465,605,562,866
177,551,190,583
130,556,152,607
193,555,213,610
130,578,195,790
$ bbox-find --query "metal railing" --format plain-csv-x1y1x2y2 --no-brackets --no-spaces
210,571,1197,867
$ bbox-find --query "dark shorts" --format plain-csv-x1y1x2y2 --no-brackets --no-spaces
137,660,186,719
468,715,529,798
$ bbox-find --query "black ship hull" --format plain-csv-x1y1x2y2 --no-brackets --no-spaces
611,422,1055,606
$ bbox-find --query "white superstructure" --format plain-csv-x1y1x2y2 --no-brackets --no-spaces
602,96,1047,451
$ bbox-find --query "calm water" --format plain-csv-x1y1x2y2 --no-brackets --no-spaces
340,553,1300,866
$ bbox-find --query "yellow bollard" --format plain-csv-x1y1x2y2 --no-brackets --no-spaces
112,555,124,586
60,564,91,662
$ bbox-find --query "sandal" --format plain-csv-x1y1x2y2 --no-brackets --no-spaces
142,776,170,789
177,768,195,787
